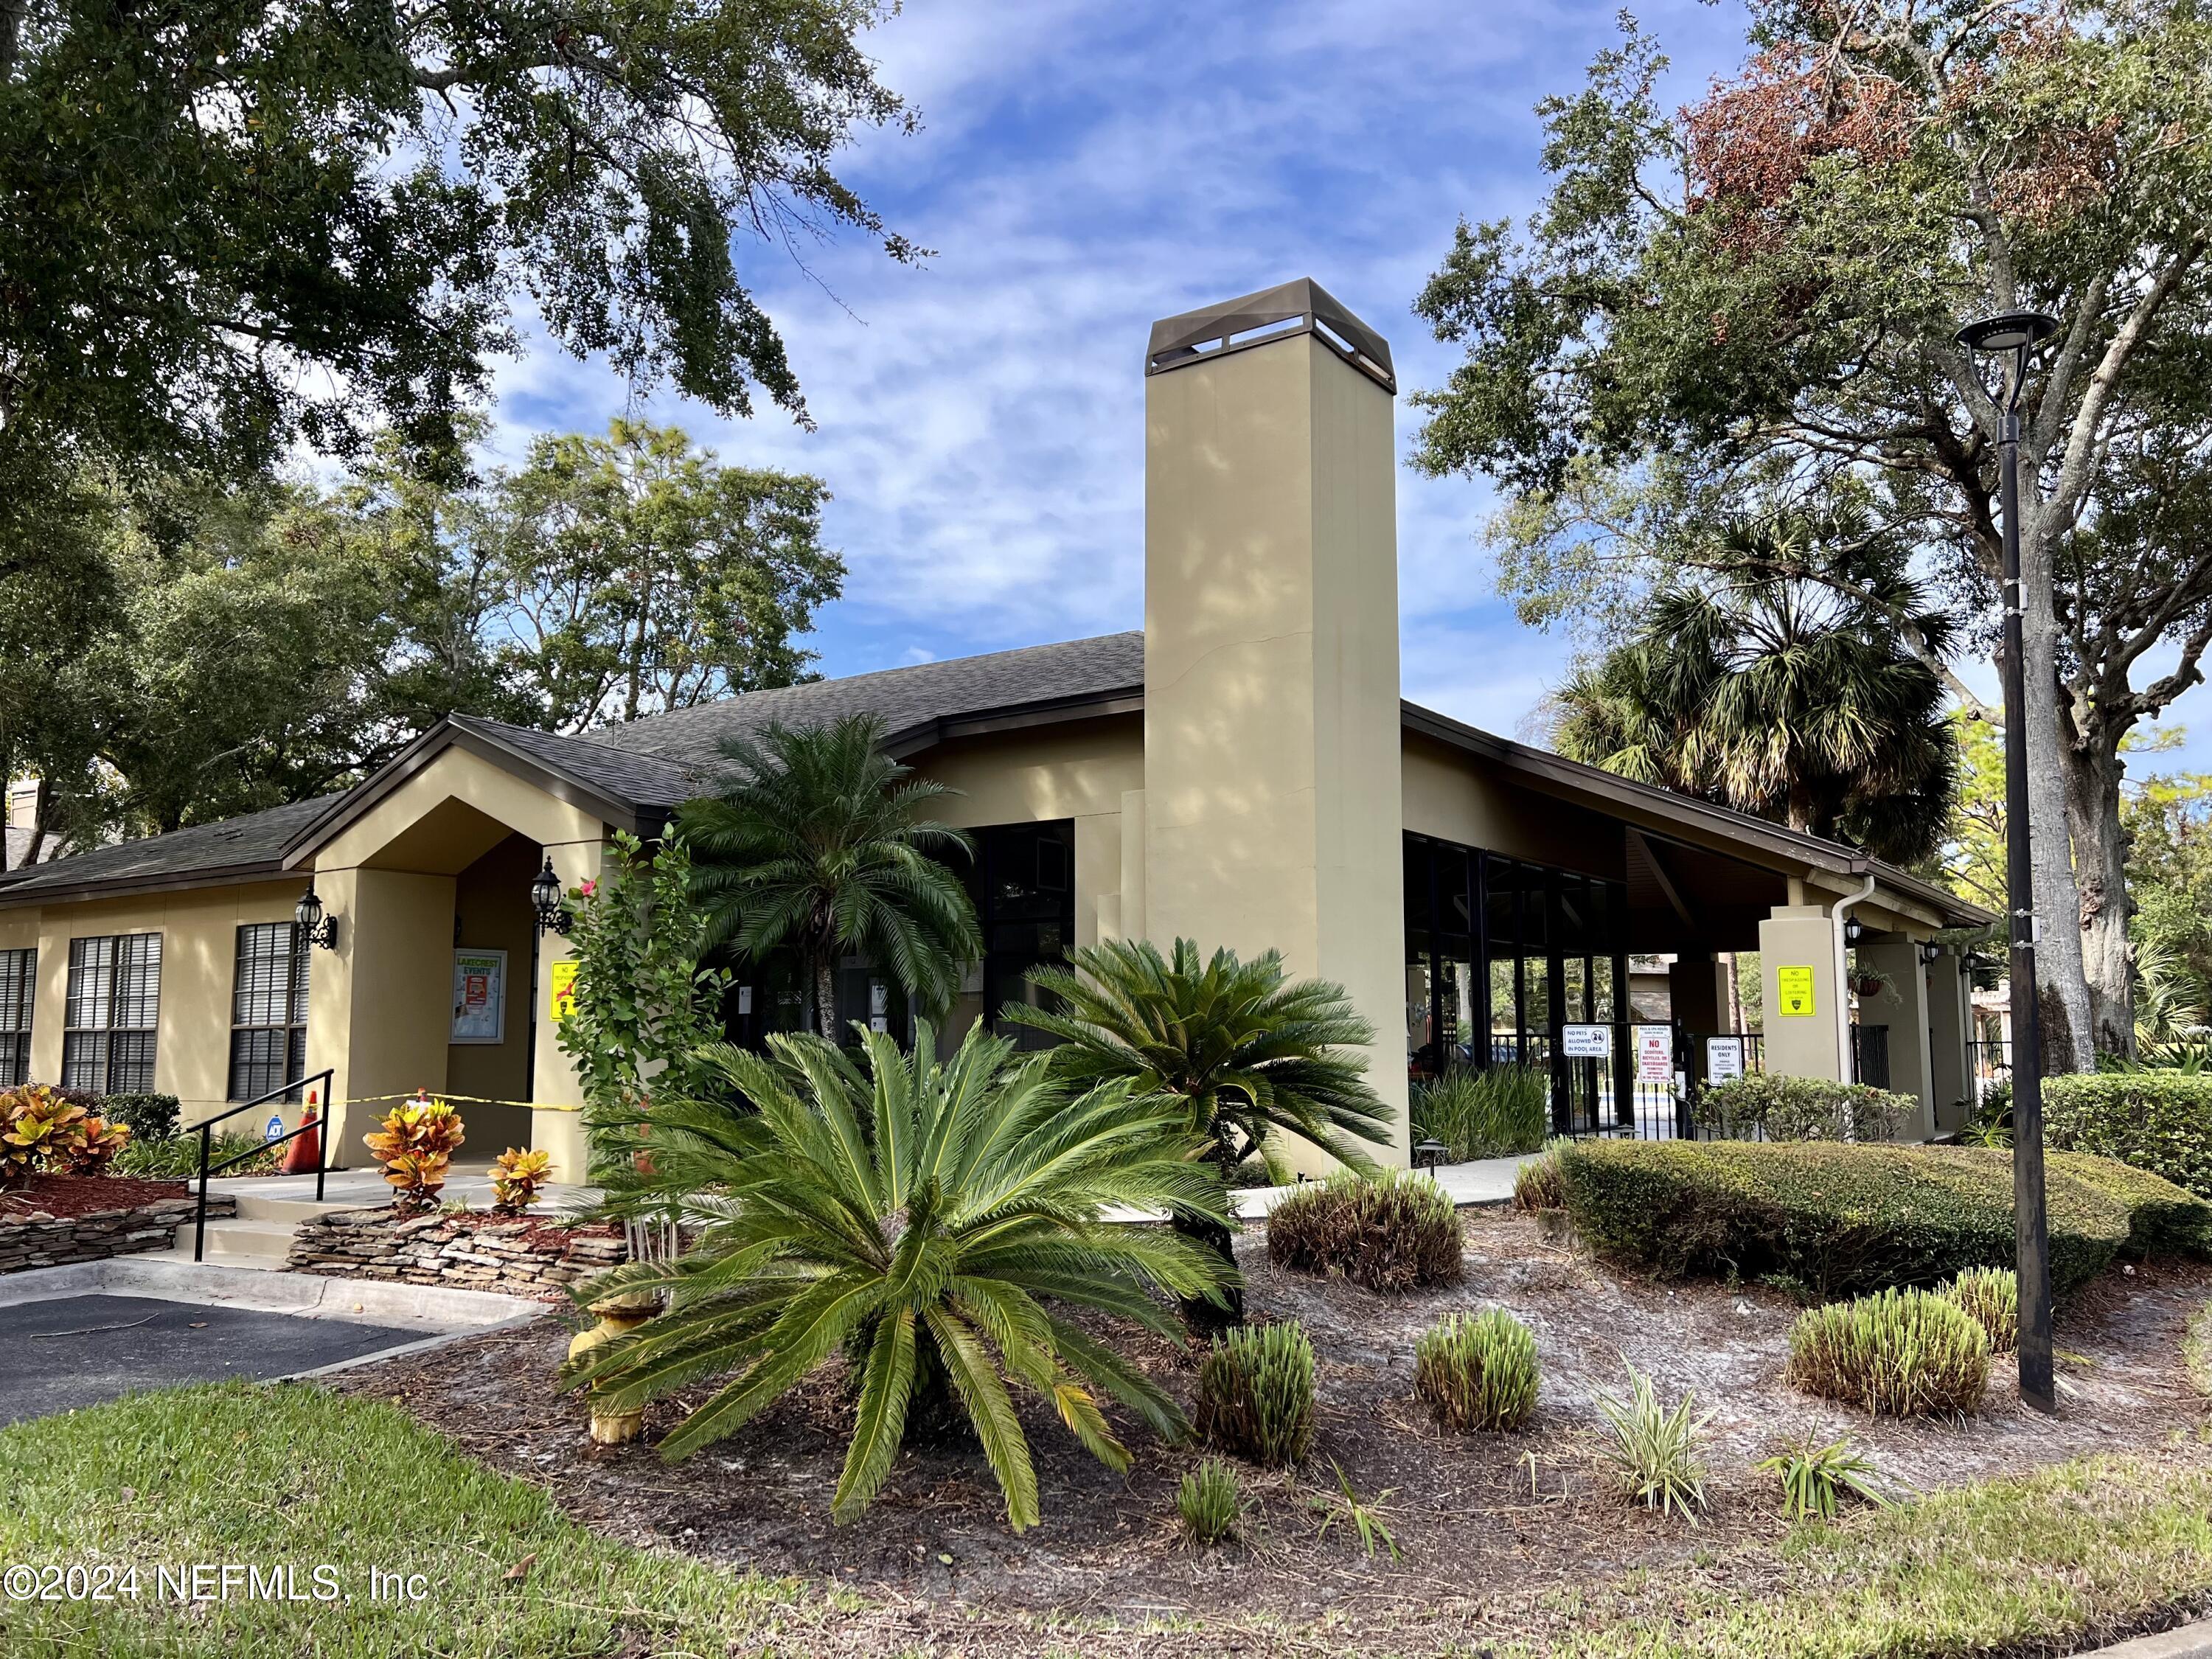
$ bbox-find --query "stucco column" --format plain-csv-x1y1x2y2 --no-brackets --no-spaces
1759,905,1845,1082
1142,291,1409,1167
1860,933,1935,1140
1928,950,1975,1135
529,837,603,1185
307,866,456,1165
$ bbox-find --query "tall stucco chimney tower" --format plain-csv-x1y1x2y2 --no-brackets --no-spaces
1139,279,1410,1165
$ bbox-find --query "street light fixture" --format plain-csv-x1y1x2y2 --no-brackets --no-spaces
531,856,570,937
294,883,338,951
1955,305,2059,1414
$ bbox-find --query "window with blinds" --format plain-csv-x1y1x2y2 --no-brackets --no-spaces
229,922,310,1102
61,933,161,1094
0,947,33,1086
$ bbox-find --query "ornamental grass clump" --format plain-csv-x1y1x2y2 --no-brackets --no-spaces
1413,1308,1539,1431
1266,1169,1462,1291
1755,1436,1891,1522
1941,1265,2019,1354
1175,1458,1246,1548
1786,1287,1990,1417
1594,1363,1711,1520
1412,1065,1548,1162
1197,1321,1316,1467
1512,1138,1570,1212
563,1022,1234,1533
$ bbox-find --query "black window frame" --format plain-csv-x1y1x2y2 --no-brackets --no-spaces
61,932,162,1095
0,946,32,1086
229,921,310,1103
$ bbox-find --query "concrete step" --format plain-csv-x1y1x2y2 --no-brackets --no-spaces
167,1218,299,1265
230,1192,355,1225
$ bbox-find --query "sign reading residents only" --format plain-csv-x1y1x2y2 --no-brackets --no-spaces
1705,1037,1745,1083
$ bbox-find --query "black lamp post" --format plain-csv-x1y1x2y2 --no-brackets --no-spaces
1955,307,2060,1415
294,883,338,950
531,855,570,937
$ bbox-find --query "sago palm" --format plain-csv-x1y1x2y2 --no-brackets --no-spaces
681,713,981,1037
562,1022,1234,1531
1008,937,1393,1326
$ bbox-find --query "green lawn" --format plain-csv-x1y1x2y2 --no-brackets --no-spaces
0,1382,829,1658
1506,1448,2212,1659
6,1383,2212,1658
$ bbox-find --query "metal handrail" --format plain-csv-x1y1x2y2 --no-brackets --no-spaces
193,1068,336,1263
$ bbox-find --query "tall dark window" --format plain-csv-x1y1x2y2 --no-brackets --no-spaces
965,821,1076,1050
1405,833,1630,1135
230,922,310,1101
62,933,161,1093
0,947,33,1085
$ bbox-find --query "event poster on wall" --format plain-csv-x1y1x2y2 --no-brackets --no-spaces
451,948,507,1044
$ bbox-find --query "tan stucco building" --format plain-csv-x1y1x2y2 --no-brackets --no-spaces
0,281,1990,1178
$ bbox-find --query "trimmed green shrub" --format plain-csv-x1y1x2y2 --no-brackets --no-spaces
1411,1066,1548,1162
2045,1073,2212,1201
1197,1321,1315,1467
98,1093,181,1143
1512,1138,1570,1212
1594,1364,1711,1519
1413,1308,1539,1430
1266,1169,1463,1291
1557,1139,2211,1298
1787,1287,1990,1416
1695,1074,1913,1142
1941,1266,2018,1355
112,1131,277,1180
1174,1458,1245,1546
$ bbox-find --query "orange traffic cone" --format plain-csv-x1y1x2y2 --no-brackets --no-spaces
281,1089,323,1175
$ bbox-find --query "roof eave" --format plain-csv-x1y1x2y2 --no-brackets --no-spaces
1399,702,1995,931
279,718,659,869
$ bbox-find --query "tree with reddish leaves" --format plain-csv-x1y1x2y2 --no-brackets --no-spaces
1415,0,2212,1066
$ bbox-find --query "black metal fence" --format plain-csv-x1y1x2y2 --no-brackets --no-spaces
1851,1023,1892,1090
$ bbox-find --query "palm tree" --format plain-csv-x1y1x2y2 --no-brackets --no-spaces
1007,936,1394,1328
1554,517,1958,864
563,1023,1234,1531
681,714,982,1039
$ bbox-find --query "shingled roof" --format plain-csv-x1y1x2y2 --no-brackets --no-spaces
0,794,340,902
0,633,1149,905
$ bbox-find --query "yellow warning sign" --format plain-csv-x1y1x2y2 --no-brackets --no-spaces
548,959,580,1022
1776,964,1817,1018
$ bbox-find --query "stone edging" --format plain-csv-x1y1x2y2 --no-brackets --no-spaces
0,1194,238,1276
285,1207,625,1301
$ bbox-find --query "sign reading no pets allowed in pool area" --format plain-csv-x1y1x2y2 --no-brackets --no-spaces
1776,964,1817,1017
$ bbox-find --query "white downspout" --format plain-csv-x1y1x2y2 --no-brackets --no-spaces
1832,871,1877,1082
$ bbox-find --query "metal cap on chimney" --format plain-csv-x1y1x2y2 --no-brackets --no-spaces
1146,278,1394,392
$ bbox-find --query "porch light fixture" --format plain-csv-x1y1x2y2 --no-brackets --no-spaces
294,883,338,950
1955,305,2062,1416
531,855,570,937
1843,916,1866,946
1920,940,1943,967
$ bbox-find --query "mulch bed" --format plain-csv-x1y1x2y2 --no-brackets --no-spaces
333,1208,2212,1654
0,1175,191,1221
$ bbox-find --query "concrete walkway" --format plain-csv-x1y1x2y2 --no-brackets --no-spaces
1228,1152,1533,1217
2080,1622,2212,1658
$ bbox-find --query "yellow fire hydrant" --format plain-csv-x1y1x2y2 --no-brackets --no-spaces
566,1294,658,1446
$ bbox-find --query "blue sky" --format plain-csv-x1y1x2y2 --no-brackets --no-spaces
486,0,2211,768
